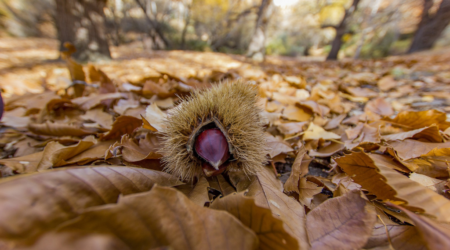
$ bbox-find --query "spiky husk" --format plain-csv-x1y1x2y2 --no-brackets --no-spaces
159,81,268,181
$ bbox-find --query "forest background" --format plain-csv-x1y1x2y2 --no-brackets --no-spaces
1,0,449,63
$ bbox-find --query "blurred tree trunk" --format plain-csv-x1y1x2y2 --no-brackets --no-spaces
55,0,111,62
180,1,191,50
246,0,273,62
326,0,360,61
408,0,450,53
134,0,169,49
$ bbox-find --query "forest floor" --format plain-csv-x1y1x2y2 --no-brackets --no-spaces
0,37,450,249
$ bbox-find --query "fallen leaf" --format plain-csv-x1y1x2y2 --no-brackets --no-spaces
36,136,97,171
0,166,183,245
382,110,450,131
28,121,97,137
364,211,426,250
64,140,114,165
264,133,294,158
282,105,312,122
381,125,443,142
323,114,346,130
187,176,210,206
298,100,330,117
388,139,450,160
377,75,397,91
336,152,450,222
345,87,378,98
43,186,258,250
211,192,299,250
309,141,345,157
389,203,450,250
0,151,43,174
149,96,175,109
303,122,340,140
298,178,323,207
364,97,394,117
277,122,307,135
100,116,142,141
72,92,125,110
246,166,310,250
80,108,113,129
113,99,139,115
141,102,166,131
119,134,162,162
306,191,377,250
284,145,310,193
208,175,236,197
410,173,448,196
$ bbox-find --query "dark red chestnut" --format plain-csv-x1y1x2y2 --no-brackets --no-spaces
194,128,230,176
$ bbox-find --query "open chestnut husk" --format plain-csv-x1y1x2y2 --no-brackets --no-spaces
159,81,267,181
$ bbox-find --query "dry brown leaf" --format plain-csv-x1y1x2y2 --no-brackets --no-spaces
345,87,378,98
364,212,426,250
303,122,340,141
309,141,345,157
208,175,236,196
17,231,131,250
400,147,450,178
0,151,43,174
264,133,294,158
282,105,312,122
43,186,258,250
5,92,59,111
410,173,448,196
28,121,97,137
277,122,308,135
344,123,380,149
36,136,97,171
211,192,299,250
284,145,310,193
120,134,162,162
390,203,450,250
298,100,330,117
331,173,361,192
88,66,116,94
388,139,450,160
141,102,166,131
113,99,140,115
323,114,346,130
187,176,210,206
1,108,30,128
100,116,142,141
64,140,114,165
246,166,310,250
13,137,40,157
306,190,376,250
72,92,125,110
0,166,183,245
142,80,178,98
148,96,175,109
298,178,323,207
364,97,394,117
382,110,450,131
377,75,397,91
80,108,113,130
336,152,450,222
400,154,450,178
381,125,443,142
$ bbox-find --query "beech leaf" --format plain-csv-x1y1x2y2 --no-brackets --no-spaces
306,190,377,250
0,166,183,245
211,192,299,250
37,186,259,250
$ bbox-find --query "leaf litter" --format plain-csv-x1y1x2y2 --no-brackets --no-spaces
1,40,450,249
